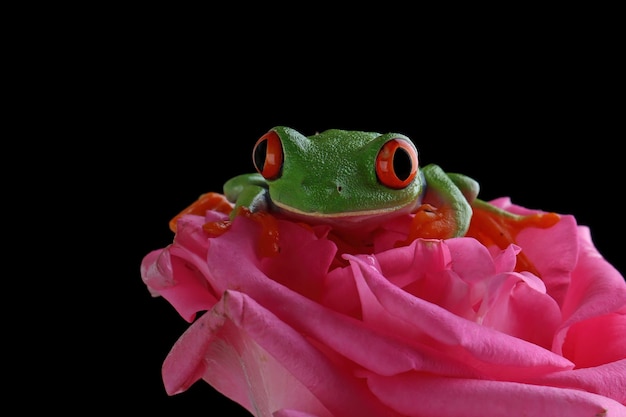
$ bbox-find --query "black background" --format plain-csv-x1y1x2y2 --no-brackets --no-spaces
62,27,624,416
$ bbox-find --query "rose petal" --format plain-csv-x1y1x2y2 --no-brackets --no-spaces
367,372,626,417
476,271,561,349
348,252,574,379
562,310,626,368
141,219,218,322
489,241,520,274
163,290,397,417
258,220,337,301
487,199,579,306
321,265,362,318
526,359,626,405
140,249,170,295
554,226,626,357
376,239,476,319
273,410,324,417
201,224,487,380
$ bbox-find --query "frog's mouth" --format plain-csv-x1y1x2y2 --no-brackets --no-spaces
271,199,420,228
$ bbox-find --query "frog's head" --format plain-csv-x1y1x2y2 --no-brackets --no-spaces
252,126,424,225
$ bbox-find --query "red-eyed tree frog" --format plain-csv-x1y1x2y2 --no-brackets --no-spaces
170,126,559,270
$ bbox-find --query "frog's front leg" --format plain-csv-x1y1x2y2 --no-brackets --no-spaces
402,164,475,242
167,174,267,233
446,172,480,204
223,173,270,218
167,172,266,233
221,173,281,257
168,173,280,257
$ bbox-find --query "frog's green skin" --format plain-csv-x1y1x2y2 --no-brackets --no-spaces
224,126,503,236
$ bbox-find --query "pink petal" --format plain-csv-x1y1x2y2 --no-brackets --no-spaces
487,199,579,306
140,220,218,322
273,410,324,417
163,291,398,417
367,372,626,417
564,225,626,321
554,226,626,357
320,265,361,318
515,214,579,307
489,241,519,274
257,220,337,301
141,246,217,321
444,237,497,284
485,200,626,364
526,359,626,405
348,252,573,379
476,271,561,349
376,239,478,319
205,228,483,379
562,310,626,368
140,249,170,296
174,213,221,250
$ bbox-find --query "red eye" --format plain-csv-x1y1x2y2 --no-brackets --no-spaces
375,139,418,189
253,130,284,180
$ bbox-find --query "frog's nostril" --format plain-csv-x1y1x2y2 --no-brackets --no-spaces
337,185,343,193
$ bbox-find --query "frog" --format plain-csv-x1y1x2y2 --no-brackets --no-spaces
169,126,559,272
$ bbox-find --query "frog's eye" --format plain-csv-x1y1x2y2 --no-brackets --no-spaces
375,138,418,189
253,130,284,180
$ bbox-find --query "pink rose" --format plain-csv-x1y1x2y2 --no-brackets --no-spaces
141,196,626,417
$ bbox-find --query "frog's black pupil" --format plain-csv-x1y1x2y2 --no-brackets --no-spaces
254,139,267,172
393,148,412,181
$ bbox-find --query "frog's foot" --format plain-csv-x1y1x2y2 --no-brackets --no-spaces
466,202,560,275
198,206,280,257
192,205,280,258
396,203,458,247
233,207,280,257
169,192,234,233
